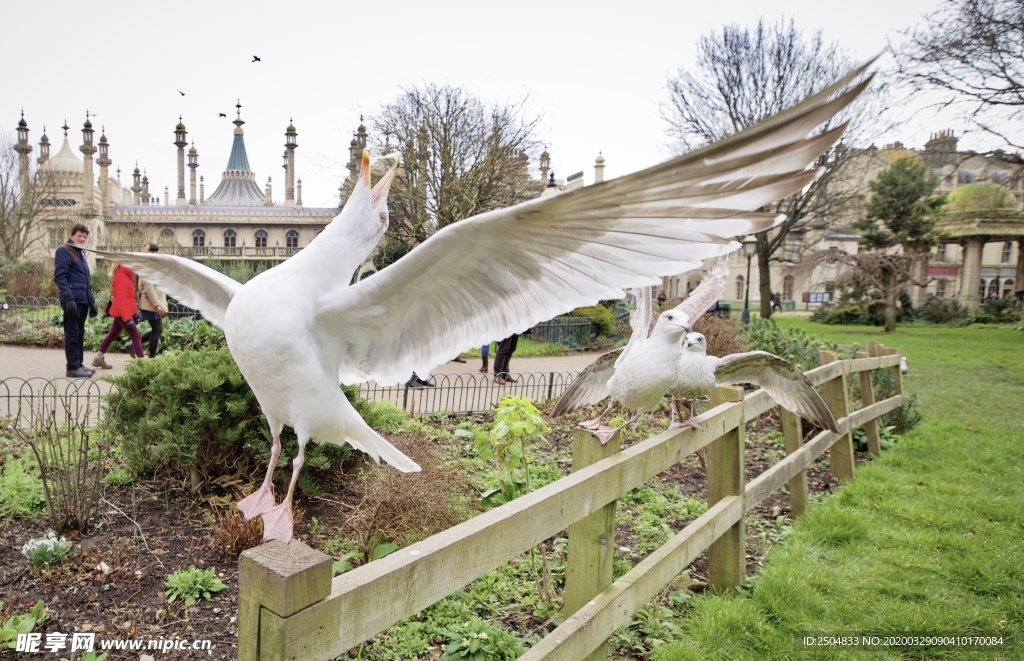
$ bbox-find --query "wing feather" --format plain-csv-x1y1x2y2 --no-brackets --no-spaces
713,351,841,432
86,248,241,328
552,349,622,416
675,256,729,324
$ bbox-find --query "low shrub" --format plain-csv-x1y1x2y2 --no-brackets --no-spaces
21,531,72,568
571,305,615,337
917,298,972,325
741,317,838,371
972,297,1023,324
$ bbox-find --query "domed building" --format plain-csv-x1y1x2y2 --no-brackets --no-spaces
14,104,340,268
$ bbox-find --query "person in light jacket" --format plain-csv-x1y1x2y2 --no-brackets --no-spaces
137,243,168,357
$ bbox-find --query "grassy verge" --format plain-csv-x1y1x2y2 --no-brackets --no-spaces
655,319,1024,660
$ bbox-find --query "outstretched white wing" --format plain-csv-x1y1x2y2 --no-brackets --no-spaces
86,249,241,328
675,256,729,324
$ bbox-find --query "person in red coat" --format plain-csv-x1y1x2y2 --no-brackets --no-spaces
92,264,145,368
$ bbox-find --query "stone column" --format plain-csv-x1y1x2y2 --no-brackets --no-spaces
959,238,985,308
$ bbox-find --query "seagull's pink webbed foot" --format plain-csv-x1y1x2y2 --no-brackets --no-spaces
593,427,618,445
669,418,702,431
236,484,276,521
260,502,295,543
579,418,603,431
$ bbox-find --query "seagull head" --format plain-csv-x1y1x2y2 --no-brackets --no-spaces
340,149,402,243
653,310,692,340
683,332,707,353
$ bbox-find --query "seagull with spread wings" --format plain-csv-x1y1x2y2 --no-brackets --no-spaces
552,256,728,424
89,62,872,542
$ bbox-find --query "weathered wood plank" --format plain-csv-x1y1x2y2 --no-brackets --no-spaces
857,349,881,456
564,428,621,661
819,350,855,483
780,408,807,516
264,404,743,659
744,396,903,509
519,496,744,661
707,386,745,593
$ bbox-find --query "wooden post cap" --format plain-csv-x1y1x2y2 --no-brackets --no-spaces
239,540,332,617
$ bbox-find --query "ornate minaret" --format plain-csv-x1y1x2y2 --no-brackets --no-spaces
141,171,150,205
37,126,50,166
131,164,142,205
296,178,303,209
539,150,551,192
594,152,605,184
174,117,188,205
164,186,169,206
264,177,272,206
14,112,32,193
80,114,96,215
284,119,298,207
97,127,112,216
188,143,198,208
199,175,205,204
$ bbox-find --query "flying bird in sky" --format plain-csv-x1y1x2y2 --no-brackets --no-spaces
252,55,261,62
178,90,185,96
218,113,227,118
90,61,873,542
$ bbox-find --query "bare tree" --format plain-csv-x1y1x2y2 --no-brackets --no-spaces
662,18,882,318
893,0,1024,150
368,84,541,259
0,136,65,263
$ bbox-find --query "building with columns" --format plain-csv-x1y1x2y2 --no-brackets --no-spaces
14,103,338,268
716,131,1024,311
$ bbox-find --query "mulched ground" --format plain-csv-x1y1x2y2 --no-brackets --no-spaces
0,410,871,660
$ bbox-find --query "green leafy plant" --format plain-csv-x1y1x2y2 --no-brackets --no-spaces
164,566,226,606
61,652,107,661
742,317,838,371
442,618,523,660
0,600,47,649
472,396,548,505
21,531,72,568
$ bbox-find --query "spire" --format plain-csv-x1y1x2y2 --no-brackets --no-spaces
207,99,264,205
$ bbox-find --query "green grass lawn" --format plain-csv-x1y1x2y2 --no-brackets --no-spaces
655,319,1024,660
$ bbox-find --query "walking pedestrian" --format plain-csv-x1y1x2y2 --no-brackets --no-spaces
137,243,167,357
93,263,144,368
53,224,98,378
493,333,519,385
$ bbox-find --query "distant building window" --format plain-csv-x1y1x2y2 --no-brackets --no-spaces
783,275,794,301
286,230,299,249
937,243,947,260
161,228,175,239
1001,242,1012,263
936,279,947,298
49,229,59,248
255,230,267,248
987,279,1000,299
824,283,835,301
1003,279,1014,298
192,229,205,248
224,229,237,248
735,275,744,300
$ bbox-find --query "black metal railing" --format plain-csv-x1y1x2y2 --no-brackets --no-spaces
527,317,593,348
0,295,63,344
0,377,109,428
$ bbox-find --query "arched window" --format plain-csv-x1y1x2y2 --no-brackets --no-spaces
286,230,299,248
735,275,744,300
936,279,947,298
192,229,205,248
987,278,1000,299
1001,242,1012,263
160,228,175,245
979,279,987,299
1003,279,1014,298
255,230,268,248
782,275,794,301
224,229,237,248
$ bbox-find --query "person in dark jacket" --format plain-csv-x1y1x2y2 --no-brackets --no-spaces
53,224,98,378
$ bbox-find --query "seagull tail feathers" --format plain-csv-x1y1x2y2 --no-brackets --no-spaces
338,415,422,473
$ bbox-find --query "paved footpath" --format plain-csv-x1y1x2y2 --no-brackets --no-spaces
0,345,605,382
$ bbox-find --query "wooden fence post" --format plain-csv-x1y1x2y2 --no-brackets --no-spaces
818,350,855,482
563,427,622,660
238,540,333,661
779,409,808,516
707,385,745,593
856,347,882,456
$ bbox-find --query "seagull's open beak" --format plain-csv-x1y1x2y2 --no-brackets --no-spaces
370,153,402,208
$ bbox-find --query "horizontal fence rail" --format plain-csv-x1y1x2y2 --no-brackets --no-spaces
238,344,906,661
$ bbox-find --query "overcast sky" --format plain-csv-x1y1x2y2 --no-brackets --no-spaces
5,0,963,209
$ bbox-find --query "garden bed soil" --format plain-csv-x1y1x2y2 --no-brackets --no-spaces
1,414,869,660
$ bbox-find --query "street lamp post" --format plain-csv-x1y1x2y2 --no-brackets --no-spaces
742,236,758,324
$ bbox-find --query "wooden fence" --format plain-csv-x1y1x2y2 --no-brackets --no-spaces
237,343,905,660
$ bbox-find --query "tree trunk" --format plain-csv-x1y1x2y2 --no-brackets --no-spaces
885,289,898,333
757,234,773,319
